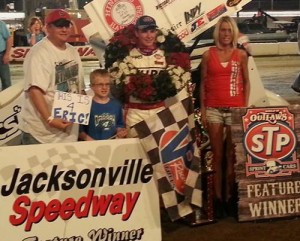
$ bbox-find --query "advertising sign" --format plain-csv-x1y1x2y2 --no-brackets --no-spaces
0,139,161,240
0,82,24,146
10,46,97,62
232,106,300,222
83,0,251,44
243,107,299,178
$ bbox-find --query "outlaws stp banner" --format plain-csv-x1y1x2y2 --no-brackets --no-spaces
0,139,161,240
232,106,300,222
242,107,299,178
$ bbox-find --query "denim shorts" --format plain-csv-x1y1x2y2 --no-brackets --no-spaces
206,107,232,125
21,132,41,145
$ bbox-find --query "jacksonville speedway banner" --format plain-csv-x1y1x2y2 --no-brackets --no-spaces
232,106,300,222
0,139,161,240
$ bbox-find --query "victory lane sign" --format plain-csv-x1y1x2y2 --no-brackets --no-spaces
242,107,298,178
232,106,300,222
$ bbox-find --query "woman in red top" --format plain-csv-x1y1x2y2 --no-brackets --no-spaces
200,16,250,219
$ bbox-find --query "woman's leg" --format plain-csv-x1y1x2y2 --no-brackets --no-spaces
224,124,238,217
207,122,224,200
225,125,235,201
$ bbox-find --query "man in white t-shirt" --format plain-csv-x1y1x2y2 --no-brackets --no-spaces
21,9,85,144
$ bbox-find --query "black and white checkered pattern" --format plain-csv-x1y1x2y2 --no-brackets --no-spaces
134,96,202,221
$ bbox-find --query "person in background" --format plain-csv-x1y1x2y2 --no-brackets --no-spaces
291,22,300,93
238,32,251,55
125,15,167,137
79,69,127,140
27,16,45,46
200,16,250,219
21,9,85,144
297,22,300,53
0,20,12,91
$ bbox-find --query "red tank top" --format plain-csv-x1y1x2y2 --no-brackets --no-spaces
204,47,245,107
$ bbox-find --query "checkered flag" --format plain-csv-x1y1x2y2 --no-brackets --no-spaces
134,94,202,221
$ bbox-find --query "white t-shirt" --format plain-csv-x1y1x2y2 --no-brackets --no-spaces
21,37,85,143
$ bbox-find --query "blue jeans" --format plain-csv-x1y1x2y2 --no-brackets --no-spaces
0,52,11,90
21,132,41,145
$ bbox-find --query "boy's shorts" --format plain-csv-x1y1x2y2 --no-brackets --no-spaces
206,107,232,126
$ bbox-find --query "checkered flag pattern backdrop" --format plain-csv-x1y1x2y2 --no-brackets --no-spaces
134,96,202,221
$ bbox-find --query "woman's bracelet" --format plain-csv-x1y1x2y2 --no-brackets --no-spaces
47,116,54,124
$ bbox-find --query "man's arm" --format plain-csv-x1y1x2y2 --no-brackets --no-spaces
28,86,72,130
28,86,51,121
3,35,12,64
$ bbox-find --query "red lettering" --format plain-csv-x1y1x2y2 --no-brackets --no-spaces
11,48,25,59
178,29,189,40
9,195,29,227
77,47,95,57
60,198,76,220
26,200,46,231
77,47,89,57
91,194,113,216
85,48,95,57
122,192,140,221
9,190,140,231
44,199,61,222
11,46,97,61
23,48,30,58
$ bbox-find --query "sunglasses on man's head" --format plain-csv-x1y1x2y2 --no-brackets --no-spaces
52,21,72,28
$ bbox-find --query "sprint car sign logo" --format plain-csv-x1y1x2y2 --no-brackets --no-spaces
104,0,143,32
226,0,242,7
242,107,299,178
159,125,193,194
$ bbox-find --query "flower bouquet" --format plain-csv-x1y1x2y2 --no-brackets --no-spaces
105,24,192,102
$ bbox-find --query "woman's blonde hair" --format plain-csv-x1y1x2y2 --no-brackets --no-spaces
28,16,43,30
213,16,239,49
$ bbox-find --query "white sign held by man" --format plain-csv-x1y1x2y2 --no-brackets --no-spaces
51,91,92,125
